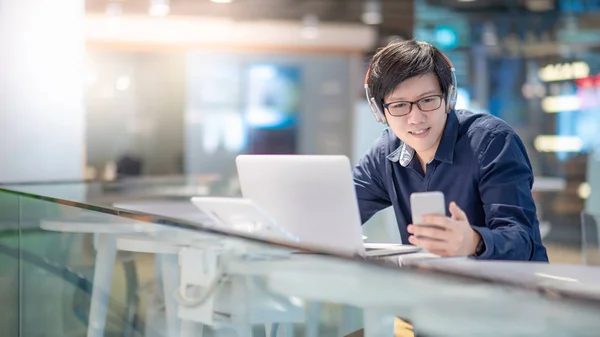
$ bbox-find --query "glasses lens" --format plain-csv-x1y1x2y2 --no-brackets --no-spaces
387,102,410,116
418,96,442,111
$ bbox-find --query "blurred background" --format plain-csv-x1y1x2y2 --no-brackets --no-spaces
1,0,600,263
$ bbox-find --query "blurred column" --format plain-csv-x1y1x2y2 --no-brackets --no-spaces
585,148,600,213
0,0,85,182
472,44,490,111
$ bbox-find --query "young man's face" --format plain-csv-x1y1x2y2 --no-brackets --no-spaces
383,72,448,159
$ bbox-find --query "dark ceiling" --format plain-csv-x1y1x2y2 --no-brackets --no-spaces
86,0,415,41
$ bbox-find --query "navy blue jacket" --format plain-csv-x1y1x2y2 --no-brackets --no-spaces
353,109,549,261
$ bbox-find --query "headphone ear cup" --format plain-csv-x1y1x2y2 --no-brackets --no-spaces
369,98,387,124
446,85,457,112
365,82,387,124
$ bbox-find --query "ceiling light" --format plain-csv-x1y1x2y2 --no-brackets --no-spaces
457,0,477,2
211,0,233,3
149,0,170,17
362,0,382,25
362,12,382,25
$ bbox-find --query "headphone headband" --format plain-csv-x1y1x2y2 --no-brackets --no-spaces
365,44,457,124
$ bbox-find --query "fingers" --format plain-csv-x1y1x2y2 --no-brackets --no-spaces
407,224,449,241
420,214,454,229
408,235,449,256
449,201,467,221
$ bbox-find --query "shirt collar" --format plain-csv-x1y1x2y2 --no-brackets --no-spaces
386,141,414,167
386,110,460,167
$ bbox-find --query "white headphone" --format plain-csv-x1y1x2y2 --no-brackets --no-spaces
364,47,457,124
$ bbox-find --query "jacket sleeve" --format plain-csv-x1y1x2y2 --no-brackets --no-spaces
352,136,392,224
474,131,548,261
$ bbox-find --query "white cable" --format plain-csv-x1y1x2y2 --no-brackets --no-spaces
173,254,230,308
173,249,290,308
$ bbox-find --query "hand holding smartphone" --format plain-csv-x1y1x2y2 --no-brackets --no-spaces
408,192,480,257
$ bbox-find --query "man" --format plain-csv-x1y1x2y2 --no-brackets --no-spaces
354,39,548,261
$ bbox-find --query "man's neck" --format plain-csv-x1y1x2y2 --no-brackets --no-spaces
415,129,444,173
416,151,435,173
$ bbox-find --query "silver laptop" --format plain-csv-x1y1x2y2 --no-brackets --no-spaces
235,154,420,257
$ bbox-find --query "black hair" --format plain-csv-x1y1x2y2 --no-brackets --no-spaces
367,39,453,107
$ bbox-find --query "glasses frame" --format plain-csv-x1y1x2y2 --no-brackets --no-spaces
382,94,444,117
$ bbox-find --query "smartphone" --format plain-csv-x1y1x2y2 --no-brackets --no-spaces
410,191,446,225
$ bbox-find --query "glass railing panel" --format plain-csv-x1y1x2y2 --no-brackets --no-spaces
18,195,164,337
3,186,600,336
0,190,20,337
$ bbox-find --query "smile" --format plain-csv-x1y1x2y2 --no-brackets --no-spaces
409,128,431,138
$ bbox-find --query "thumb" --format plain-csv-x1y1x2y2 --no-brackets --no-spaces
449,202,467,221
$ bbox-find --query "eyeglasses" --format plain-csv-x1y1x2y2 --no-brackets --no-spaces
382,95,443,117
